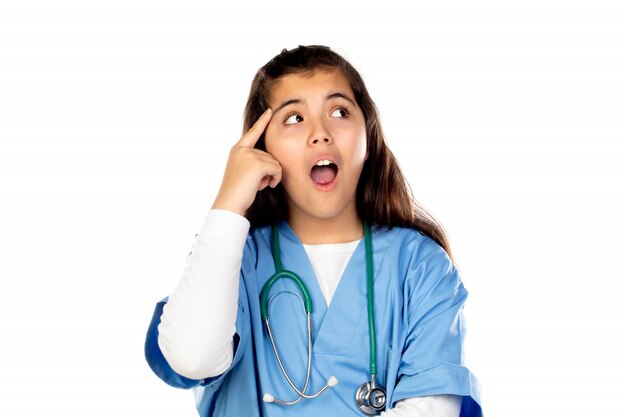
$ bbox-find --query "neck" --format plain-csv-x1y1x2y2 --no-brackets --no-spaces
287,210,364,245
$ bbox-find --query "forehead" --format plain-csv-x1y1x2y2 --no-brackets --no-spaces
268,70,355,106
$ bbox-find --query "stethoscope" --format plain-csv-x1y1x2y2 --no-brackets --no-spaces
260,222,387,415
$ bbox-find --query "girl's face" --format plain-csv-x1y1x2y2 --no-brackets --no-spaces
264,69,368,227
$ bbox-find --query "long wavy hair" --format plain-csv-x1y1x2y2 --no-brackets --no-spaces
242,45,452,257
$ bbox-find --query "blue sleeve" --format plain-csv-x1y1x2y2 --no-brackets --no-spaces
393,239,483,416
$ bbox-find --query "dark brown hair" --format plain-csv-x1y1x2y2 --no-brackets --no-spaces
242,45,452,257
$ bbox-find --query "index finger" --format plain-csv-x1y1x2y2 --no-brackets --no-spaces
237,108,273,148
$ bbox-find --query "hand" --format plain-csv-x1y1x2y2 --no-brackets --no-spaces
211,109,282,216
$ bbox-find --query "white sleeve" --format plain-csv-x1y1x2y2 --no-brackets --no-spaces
157,209,250,380
379,395,462,417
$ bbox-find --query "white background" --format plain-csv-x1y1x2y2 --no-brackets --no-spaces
1,0,625,415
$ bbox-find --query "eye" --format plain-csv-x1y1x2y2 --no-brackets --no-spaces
284,111,303,125
331,107,351,118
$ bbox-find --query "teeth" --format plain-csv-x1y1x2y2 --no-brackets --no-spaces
315,160,333,166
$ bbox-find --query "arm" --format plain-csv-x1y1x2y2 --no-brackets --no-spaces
156,209,249,380
146,108,279,386
390,237,482,415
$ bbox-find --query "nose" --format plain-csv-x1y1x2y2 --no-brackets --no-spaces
308,117,332,146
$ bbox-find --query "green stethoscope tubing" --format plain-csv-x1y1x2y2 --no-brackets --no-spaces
363,221,377,377
259,226,313,320
259,221,378,381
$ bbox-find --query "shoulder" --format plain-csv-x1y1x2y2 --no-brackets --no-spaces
373,224,452,271
239,224,273,271
247,224,273,250
374,225,460,304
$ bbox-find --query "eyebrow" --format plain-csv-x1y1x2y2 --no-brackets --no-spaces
273,92,356,114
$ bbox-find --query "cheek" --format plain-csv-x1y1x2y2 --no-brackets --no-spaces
264,136,284,160
349,131,368,163
264,124,291,155
264,133,297,179
265,132,301,162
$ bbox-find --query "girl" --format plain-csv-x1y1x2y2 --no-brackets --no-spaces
145,45,483,416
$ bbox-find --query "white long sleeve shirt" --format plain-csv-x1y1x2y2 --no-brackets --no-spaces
158,209,461,416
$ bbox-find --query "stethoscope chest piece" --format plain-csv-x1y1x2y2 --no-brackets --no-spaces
355,380,387,415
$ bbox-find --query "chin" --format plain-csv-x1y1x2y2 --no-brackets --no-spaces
305,204,356,222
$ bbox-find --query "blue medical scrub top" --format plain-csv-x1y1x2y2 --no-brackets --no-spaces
145,222,483,416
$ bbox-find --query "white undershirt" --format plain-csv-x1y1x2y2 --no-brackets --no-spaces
302,240,360,306
157,209,462,416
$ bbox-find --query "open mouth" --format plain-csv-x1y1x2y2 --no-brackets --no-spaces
310,160,338,185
